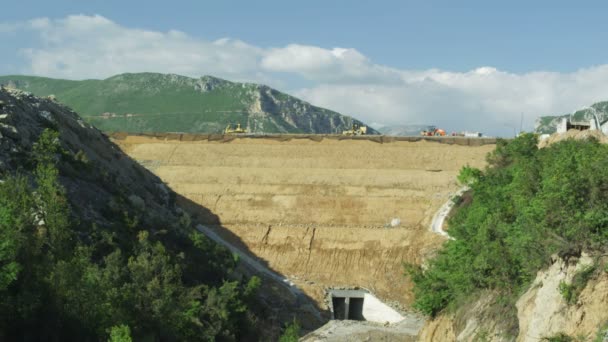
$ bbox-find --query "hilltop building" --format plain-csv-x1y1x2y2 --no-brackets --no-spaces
557,117,608,135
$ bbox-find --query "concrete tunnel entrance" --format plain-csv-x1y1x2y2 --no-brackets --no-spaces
331,296,364,321
328,289,404,323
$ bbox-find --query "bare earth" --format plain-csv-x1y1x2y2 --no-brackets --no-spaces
114,134,495,310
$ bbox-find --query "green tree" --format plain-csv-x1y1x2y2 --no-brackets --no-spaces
0,177,33,290
33,129,72,258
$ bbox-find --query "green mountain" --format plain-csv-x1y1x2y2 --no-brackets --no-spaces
0,73,377,134
535,101,608,134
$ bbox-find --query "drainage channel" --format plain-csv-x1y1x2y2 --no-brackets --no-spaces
327,289,404,323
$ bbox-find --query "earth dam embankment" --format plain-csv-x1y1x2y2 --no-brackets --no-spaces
112,133,496,308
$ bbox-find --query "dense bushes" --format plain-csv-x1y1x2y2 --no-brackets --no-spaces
407,133,608,316
0,129,261,340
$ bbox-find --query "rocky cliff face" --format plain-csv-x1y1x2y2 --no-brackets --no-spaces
515,254,608,341
418,254,608,341
0,73,377,135
245,84,361,134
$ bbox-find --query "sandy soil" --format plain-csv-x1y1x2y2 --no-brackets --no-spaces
114,135,495,308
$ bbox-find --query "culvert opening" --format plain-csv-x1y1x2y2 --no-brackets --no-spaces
328,289,404,323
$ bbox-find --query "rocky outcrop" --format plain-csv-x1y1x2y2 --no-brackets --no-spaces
417,254,608,341
243,84,368,134
516,254,608,341
0,87,177,229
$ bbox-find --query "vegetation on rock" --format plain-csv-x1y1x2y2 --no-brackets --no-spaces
407,133,608,317
0,129,262,340
558,263,597,305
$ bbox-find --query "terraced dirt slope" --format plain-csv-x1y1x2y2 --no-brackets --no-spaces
113,134,496,308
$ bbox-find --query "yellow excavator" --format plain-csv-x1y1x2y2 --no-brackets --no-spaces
342,123,367,136
224,123,247,134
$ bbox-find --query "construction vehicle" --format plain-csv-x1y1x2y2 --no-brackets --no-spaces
420,126,446,136
342,123,367,136
224,123,247,134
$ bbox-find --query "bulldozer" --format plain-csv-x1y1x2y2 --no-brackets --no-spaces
224,123,247,134
342,123,367,136
420,126,446,136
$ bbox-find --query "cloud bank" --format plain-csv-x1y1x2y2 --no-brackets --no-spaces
2,14,608,136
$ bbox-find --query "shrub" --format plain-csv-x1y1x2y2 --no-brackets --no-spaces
560,264,597,305
279,319,300,342
457,165,482,186
107,325,132,342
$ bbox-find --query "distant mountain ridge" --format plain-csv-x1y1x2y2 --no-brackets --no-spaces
535,101,608,134
0,73,378,134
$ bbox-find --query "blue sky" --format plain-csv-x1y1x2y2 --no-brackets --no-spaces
2,0,608,135
4,0,607,72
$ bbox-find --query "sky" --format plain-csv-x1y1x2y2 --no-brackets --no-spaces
1,0,608,136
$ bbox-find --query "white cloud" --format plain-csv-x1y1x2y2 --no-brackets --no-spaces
3,14,608,136
296,66,608,135
18,15,265,82
261,44,403,84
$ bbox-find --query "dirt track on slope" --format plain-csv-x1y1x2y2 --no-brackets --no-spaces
113,134,495,308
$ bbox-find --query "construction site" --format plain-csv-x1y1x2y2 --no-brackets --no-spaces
111,132,496,336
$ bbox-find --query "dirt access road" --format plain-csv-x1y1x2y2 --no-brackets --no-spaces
113,134,495,308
